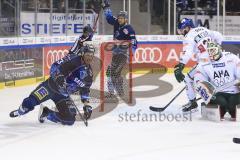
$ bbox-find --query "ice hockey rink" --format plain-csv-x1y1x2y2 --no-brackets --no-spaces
0,73,240,160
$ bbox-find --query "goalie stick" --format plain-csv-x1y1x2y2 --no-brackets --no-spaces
149,87,186,112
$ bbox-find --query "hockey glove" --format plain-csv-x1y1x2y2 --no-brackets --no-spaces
102,0,110,9
83,105,93,120
174,63,185,83
104,8,112,17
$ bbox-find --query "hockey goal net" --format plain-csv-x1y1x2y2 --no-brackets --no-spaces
71,40,133,111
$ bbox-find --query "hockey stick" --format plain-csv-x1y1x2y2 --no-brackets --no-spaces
68,91,88,126
149,86,186,112
71,100,88,127
92,0,103,33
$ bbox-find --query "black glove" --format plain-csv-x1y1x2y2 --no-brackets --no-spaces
102,0,110,9
83,105,92,120
54,74,67,90
174,63,185,83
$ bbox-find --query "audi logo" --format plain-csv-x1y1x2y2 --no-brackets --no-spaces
134,47,162,63
46,49,68,69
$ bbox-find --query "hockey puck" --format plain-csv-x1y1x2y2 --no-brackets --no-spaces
233,137,240,144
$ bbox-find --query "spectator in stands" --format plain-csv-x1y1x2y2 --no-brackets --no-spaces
38,0,50,12
226,0,240,15
86,0,101,13
69,0,83,12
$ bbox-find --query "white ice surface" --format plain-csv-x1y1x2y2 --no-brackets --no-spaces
0,74,240,160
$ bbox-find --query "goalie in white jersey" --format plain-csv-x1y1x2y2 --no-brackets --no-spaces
174,18,223,112
194,42,240,120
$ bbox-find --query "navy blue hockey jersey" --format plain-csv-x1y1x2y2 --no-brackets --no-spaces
50,54,93,102
104,8,137,50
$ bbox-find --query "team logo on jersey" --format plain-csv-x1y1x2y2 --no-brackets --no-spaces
213,70,230,79
123,28,128,35
34,87,48,100
212,63,225,68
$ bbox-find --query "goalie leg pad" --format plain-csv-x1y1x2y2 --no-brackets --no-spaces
201,102,221,122
228,93,240,119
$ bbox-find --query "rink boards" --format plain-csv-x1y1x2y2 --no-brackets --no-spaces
0,35,240,89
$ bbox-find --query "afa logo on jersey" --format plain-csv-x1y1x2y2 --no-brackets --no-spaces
213,70,230,79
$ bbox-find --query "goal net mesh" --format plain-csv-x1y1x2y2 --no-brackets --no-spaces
71,40,132,111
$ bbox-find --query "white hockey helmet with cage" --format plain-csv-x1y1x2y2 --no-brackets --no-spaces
207,42,222,61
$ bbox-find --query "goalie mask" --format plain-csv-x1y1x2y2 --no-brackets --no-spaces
207,42,222,61
81,45,95,64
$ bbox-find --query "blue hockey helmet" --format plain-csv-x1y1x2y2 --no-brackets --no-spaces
177,18,195,30
177,18,195,35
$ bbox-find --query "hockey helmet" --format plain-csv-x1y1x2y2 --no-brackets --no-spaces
177,18,195,35
207,42,222,61
117,11,128,19
83,25,93,34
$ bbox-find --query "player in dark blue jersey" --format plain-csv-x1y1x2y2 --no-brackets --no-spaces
9,45,95,125
68,25,93,55
102,0,137,97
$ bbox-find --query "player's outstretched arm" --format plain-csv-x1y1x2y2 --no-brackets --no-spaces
104,8,117,25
